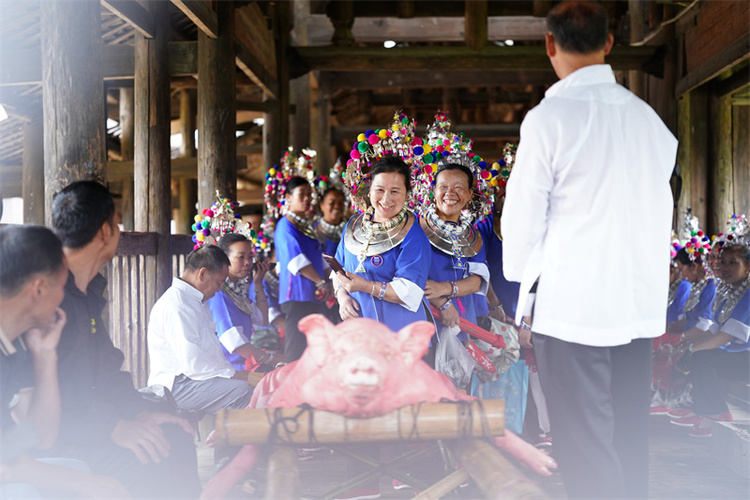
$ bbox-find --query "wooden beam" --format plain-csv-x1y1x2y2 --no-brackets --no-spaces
304,15,547,46
2,42,199,86
108,156,197,179
237,99,275,113
323,70,556,89
171,0,218,38
101,0,155,39
236,43,279,99
675,35,750,97
296,45,659,73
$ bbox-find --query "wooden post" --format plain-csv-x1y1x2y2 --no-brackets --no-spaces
22,116,44,224
265,446,299,500
198,0,237,210
134,0,171,295
465,0,488,52
276,1,291,163
119,87,135,230
733,104,750,217
177,89,197,234
328,0,354,47
628,0,647,99
291,0,311,152
311,73,332,174
710,93,734,233
263,97,280,169
41,0,106,224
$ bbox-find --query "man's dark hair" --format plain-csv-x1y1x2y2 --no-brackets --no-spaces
547,1,609,54
0,225,64,297
185,244,230,273
370,156,411,192
322,187,345,202
286,176,311,197
675,247,705,267
217,234,249,255
51,180,115,249
434,162,475,189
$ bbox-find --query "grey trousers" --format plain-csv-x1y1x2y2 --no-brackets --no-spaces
171,374,253,414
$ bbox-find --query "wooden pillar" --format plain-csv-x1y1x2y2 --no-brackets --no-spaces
710,93,734,233
198,1,237,210
263,1,291,168
628,0,647,99
311,73,332,174
263,97,280,169
291,0,311,152
328,0,354,47
465,0,487,52
22,116,44,224
134,0,171,295
676,88,709,232
41,0,106,224
119,87,135,231
732,104,750,217
177,89,197,234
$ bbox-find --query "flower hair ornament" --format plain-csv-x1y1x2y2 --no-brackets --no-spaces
345,111,420,213
492,143,517,194
409,111,496,222
192,192,255,250
313,156,350,207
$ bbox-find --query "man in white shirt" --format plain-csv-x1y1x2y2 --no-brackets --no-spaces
148,245,253,414
501,2,678,498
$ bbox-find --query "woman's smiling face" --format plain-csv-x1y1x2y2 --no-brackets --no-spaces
369,171,407,222
434,168,472,222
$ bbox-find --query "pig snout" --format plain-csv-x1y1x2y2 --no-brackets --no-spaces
340,356,385,405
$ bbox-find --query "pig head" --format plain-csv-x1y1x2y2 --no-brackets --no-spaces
259,314,471,416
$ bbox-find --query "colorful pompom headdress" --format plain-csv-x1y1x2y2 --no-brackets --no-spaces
192,192,254,250
712,214,749,252
345,111,420,213
313,157,349,207
409,111,499,222
677,208,711,262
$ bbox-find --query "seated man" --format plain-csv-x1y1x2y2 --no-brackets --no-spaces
51,181,200,499
0,225,128,498
148,244,254,413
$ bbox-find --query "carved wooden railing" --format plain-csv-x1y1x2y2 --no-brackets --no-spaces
107,232,194,389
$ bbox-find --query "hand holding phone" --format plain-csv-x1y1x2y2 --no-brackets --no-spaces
323,253,346,275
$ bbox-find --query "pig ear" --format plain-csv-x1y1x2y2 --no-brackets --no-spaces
396,321,435,366
298,314,334,367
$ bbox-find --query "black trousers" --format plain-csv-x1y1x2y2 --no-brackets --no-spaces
690,348,750,416
281,300,327,362
534,334,652,499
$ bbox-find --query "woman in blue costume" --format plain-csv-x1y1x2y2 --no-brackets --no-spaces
651,246,716,413
315,187,347,257
274,176,331,362
420,162,489,342
333,156,431,331
207,233,274,371
671,238,750,437
667,263,692,324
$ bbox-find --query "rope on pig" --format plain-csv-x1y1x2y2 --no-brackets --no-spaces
397,401,425,441
265,404,320,447
440,399,493,440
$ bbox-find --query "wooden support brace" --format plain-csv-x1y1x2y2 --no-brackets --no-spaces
265,445,299,500
171,0,218,38
101,0,155,38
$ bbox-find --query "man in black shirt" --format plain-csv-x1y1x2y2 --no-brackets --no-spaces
50,181,200,498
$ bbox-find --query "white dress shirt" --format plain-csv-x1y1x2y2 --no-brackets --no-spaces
147,277,235,389
502,64,678,347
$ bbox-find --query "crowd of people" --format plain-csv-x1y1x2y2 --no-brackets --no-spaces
2,2,748,500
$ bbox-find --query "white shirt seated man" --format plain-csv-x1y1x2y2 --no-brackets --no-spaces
147,245,253,413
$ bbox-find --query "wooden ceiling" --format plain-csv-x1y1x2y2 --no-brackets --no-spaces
0,0,678,205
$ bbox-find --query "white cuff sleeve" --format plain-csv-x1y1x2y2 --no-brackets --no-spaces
468,262,490,296
288,253,312,275
390,277,424,313
708,321,721,335
677,313,685,321
695,317,712,332
218,326,250,353
269,306,282,324
722,318,750,343
524,293,536,317
250,303,266,326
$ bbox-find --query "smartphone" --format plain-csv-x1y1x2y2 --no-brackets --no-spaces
322,253,345,274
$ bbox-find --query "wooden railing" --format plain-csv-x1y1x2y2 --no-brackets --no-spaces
107,232,194,389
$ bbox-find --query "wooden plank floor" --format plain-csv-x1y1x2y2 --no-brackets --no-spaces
196,410,750,499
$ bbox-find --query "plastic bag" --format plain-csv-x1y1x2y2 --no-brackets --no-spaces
434,324,476,389
473,316,521,381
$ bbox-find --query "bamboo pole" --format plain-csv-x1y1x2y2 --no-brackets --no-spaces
265,445,299,500
458,439,547,499
413,467,469,500
214,400,504,446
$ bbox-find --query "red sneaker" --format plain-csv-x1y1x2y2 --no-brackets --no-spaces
533,433,553,447
650,405,671,415
391,479,411,490
670,414,703,427
667,408,695,418
689,424,712,438
335,488,381,500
